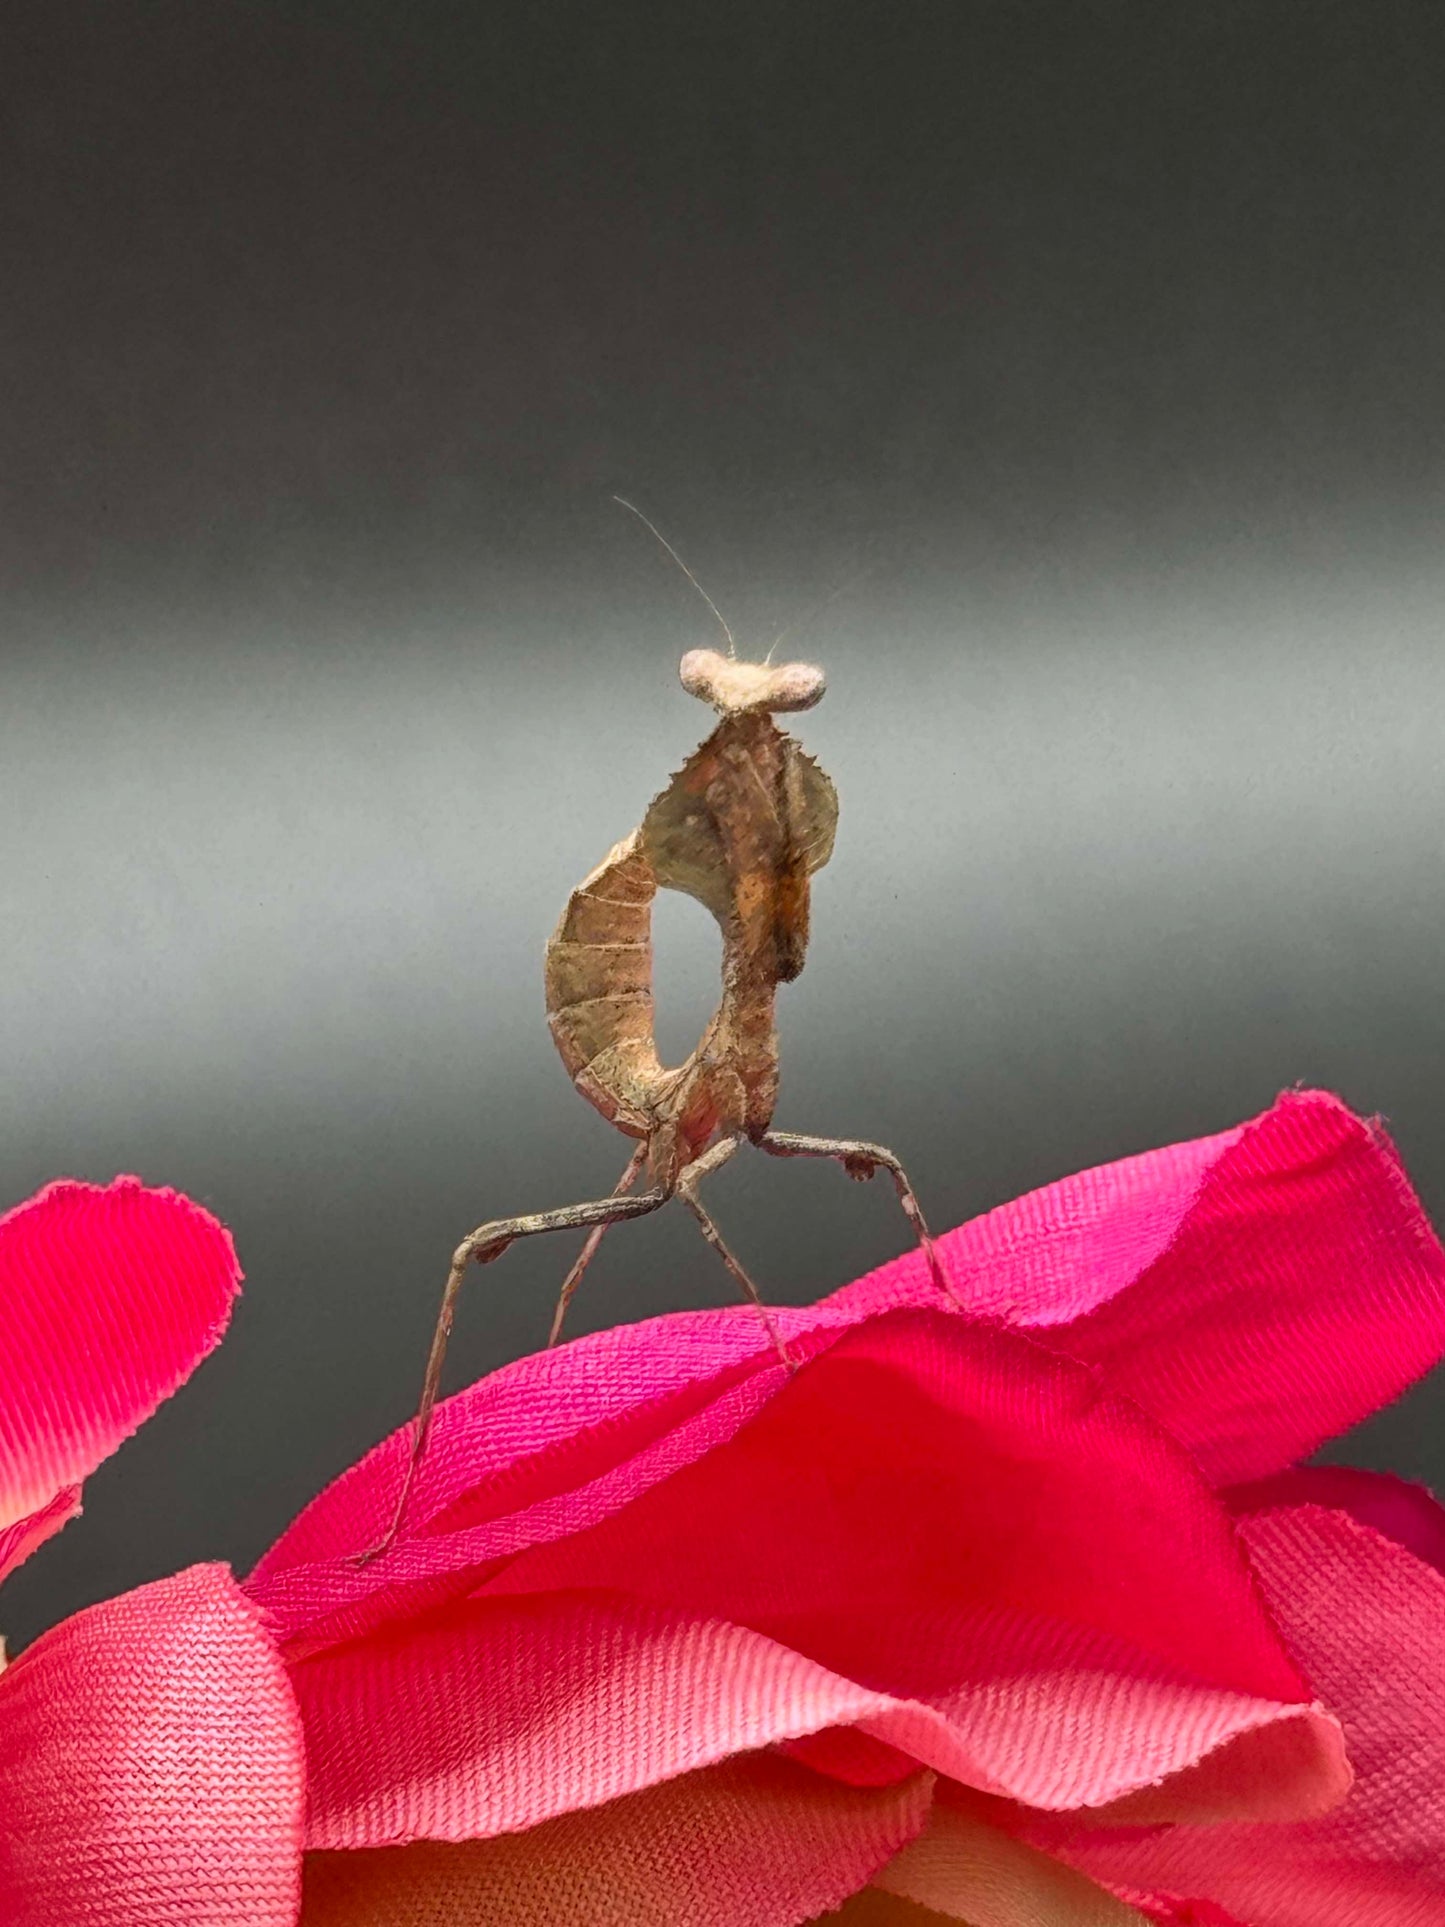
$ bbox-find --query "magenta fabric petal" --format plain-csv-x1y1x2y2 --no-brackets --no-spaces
249,1341,800,1653
1048,1503,1445,1925
272,1312,1344,1845
0,1563,305,1925
0,1177,241,1538
254,1091,1445,1624
472,1313,1345,1815
1226,1464,1445,1578
839,1089,1445,1485
252,1302,858,1601
249,1109,1250,1596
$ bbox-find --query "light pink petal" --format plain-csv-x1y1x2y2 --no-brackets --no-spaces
300,1753,933,1927
0,1486,81,1588
295,1585,1331,1856
0,1563,305,1925
286,1313,1344,1844
298,1591,911,1848
843,1089,1445,1486
871,1785,1151,1925
0,1177,241,1545
1047,1503,1445,1925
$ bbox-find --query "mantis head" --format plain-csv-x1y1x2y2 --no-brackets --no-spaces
679,648,826,716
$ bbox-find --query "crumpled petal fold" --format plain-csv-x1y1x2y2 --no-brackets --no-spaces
263,1311,1346,1855
1046,1494,1445,1925
838,1089,1445,1486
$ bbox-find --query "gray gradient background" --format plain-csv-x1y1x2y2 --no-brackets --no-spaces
4,1,1445,1646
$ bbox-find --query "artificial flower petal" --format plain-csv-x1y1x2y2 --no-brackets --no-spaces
249,1322,800,1650
1226,1464,1445,1577
0,1177,241,1540
254,1089,1445,1645
0,1486,81,1589
872,1786,1150,1925
842,1090,1445,1486
299,1752,933,1927
0,1563,305,1925
1048,1504,1445,1925
297,1592,905,1849
481,1313,1345,1814
282,1309,1344,1841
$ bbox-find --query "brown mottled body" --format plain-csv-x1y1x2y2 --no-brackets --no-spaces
546,707,836,1187
362,646,953,1562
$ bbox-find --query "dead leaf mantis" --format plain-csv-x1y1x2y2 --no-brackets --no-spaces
365,513,956,1559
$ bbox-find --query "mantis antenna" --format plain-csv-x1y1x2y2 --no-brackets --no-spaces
764,560,878,665
612,495,737,658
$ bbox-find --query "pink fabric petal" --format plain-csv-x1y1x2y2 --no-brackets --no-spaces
840,1089,1445,1485
0,1563,305,1925
298,1592,906,1850
254,1091,1445,1630
1226,1464,1445,1577
471,1313,1345,1816
295,1585,1330,1856
249,1340,802,1653
1047,1503,1445,1925
250,1108,1254,1596
0,1177,241,1544
0,1485,81,1588
279,1313,1343,1847
300,1753,933,1927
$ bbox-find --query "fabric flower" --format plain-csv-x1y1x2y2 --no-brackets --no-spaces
245,1088,1445,1926
0,1177,305,1925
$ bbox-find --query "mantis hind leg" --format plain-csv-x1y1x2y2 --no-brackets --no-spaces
548,1142,649,1347
356,1175,672,1565
675,1140,795,1370
758,1130,959,1310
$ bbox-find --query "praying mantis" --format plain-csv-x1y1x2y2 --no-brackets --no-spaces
367,517,955,1558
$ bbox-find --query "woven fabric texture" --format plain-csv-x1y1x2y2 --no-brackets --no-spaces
0,1176,240,1579
0,1563,305,1924
3,1090,1438,1925
275,1307,1344,1865
1045,1492,1445,1924
299,1753,932,1926
236,1088,1445,1925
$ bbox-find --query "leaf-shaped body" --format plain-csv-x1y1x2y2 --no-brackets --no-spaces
544,714,837,1162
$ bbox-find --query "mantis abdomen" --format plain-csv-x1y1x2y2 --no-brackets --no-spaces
544,829,673,1141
